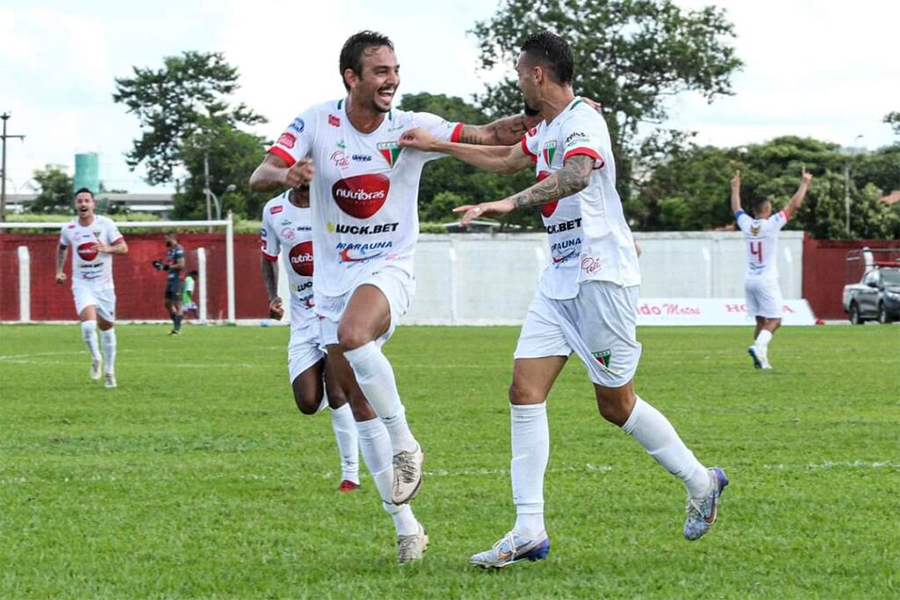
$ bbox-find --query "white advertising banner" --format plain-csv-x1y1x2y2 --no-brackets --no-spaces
635,298,817,326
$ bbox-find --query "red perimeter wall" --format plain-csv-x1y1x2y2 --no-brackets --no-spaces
0,233,268,321
802,235,900,320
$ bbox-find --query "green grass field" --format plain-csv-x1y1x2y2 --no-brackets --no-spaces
1,324,898,600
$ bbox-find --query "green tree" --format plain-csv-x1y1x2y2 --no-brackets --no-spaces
471,0,742,204
113,51,266,186
885,111,900,136
30,165,74,213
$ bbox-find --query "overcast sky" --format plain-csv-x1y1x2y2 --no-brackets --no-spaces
1,0,897,194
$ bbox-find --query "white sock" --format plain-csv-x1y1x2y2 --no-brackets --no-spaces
81,321,101,361
511,402,549,538
755,329,773,359
356,418,419,536
344,342,417,453
100,328,117,375
622,396,710,498
329,403,359,484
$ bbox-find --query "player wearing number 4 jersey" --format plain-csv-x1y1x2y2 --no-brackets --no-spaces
731,168,812,370
55,188,128,389
250,30,541,563
400,30,727,568
259,185,361,493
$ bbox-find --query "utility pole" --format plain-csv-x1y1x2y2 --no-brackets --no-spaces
203,152,212,221
1,113,26,222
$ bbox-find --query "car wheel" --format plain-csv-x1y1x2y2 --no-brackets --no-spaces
849,302,863,325
878,302,890,324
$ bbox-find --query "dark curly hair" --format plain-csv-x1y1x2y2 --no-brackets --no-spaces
520,30,574,85
339,30,394,91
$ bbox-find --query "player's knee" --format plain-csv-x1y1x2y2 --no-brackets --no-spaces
336,326,370,351
595,393,631,426
293,391,321,415
508,380,541,405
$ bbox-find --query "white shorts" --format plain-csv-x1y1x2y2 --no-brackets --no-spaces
514,281,642,388
72,286,117,322
744,276,783,319
317,266,415,348
288,322,325,383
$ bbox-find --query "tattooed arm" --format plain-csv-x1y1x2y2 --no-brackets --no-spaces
453,155,595,226
455,114,537,146
260,256,284,320
398,127,533,174
55,244,68,283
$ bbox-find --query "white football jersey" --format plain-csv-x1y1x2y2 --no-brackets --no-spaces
735,209,788,278
522,97,640,299
58,216,123,290
261,192,317,330
269,99,461,297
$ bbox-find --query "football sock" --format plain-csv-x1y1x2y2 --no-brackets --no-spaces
622,396,710,498
356,417,418,536
511,402,549,538
173,314,182,332
81,320,101,361
329,403,360,484
755,329,773,358
100,328,117,375
344,342,417,453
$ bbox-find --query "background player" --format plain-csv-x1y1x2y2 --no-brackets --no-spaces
55,187,128,389
731,168,812,369
260,180,361,492
249,30,544,563
152,232,185,335
182,270,198,319
400,30,727,568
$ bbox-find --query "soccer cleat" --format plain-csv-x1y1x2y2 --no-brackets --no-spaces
90,358,102,381
397,523,429,564
338,480,360,493
684,467,729,541
470,530,551,568
392,444,424,505
104,373,117,389
169,329,180,336
748,346,762,369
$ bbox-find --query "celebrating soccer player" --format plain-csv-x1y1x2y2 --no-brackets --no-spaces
55,188,128,389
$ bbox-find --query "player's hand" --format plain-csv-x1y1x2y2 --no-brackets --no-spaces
268,297,284,320
398,127,437,151
96,243,111,254
152,260,165,271
453,199,515,227
801,166,812,185
731,170,741,190
281,158,314,188
55,272,66,284
581,96,603,112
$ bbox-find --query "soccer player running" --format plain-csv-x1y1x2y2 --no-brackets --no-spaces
399,31,727,568
249,30,540,563
152,233,185,335
55,187,128,389
731,168,812,369
260,182,361,492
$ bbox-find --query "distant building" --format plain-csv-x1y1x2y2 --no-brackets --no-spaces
7,193,174,217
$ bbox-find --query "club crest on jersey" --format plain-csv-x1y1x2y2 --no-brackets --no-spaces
592,349,612,368
750,225,760,236
377,141,401,167
542,141,557,166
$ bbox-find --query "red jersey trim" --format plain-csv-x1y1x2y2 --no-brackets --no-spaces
268,146,296,167
563,147,604,168
450,123,464,143
779,209,790,222
261,251,279,262
521,137,538,163
110,236,125,246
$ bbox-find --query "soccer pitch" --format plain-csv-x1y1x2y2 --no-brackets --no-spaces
1,324,898,600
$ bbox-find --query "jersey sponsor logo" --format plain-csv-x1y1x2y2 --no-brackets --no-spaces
289,118,305,133
581,256,602,275
277,132,296,149
546,218,581,234
271,205,284,214
377,141,401,167
281,226,297,242
336,240,393,263
352,154,372,162
334,222,399,235
551,238,580,264
528,127,538,137
288,241,314,276
77,241,99,261
542,141,557,166
331,150,351,169
332,174,390,218
328,114,340,127
564,131,590,148
67,224,76,229
260,228,268,238
541,200,559,218
750,224,761,236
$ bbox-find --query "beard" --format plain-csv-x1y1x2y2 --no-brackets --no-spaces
523,100,539,117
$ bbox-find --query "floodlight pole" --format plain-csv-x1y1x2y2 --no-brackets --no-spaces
1,113,26,222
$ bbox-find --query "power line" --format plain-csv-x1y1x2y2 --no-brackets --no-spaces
1,113,26,222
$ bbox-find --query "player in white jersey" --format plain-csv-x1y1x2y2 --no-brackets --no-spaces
400,31,727,568
250,30,541,563
731,168,811,369
55,188,129,389
260,184,361,493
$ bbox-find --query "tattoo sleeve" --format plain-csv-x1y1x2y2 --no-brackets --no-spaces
458,115,535,146
260,257,278,301
56,245,67,273
511,155,594,210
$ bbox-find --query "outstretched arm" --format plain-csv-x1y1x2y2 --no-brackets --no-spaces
784,167,813,219
456,115,536,146
399,128,532,174
730,170,742,214
250,155,315,193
